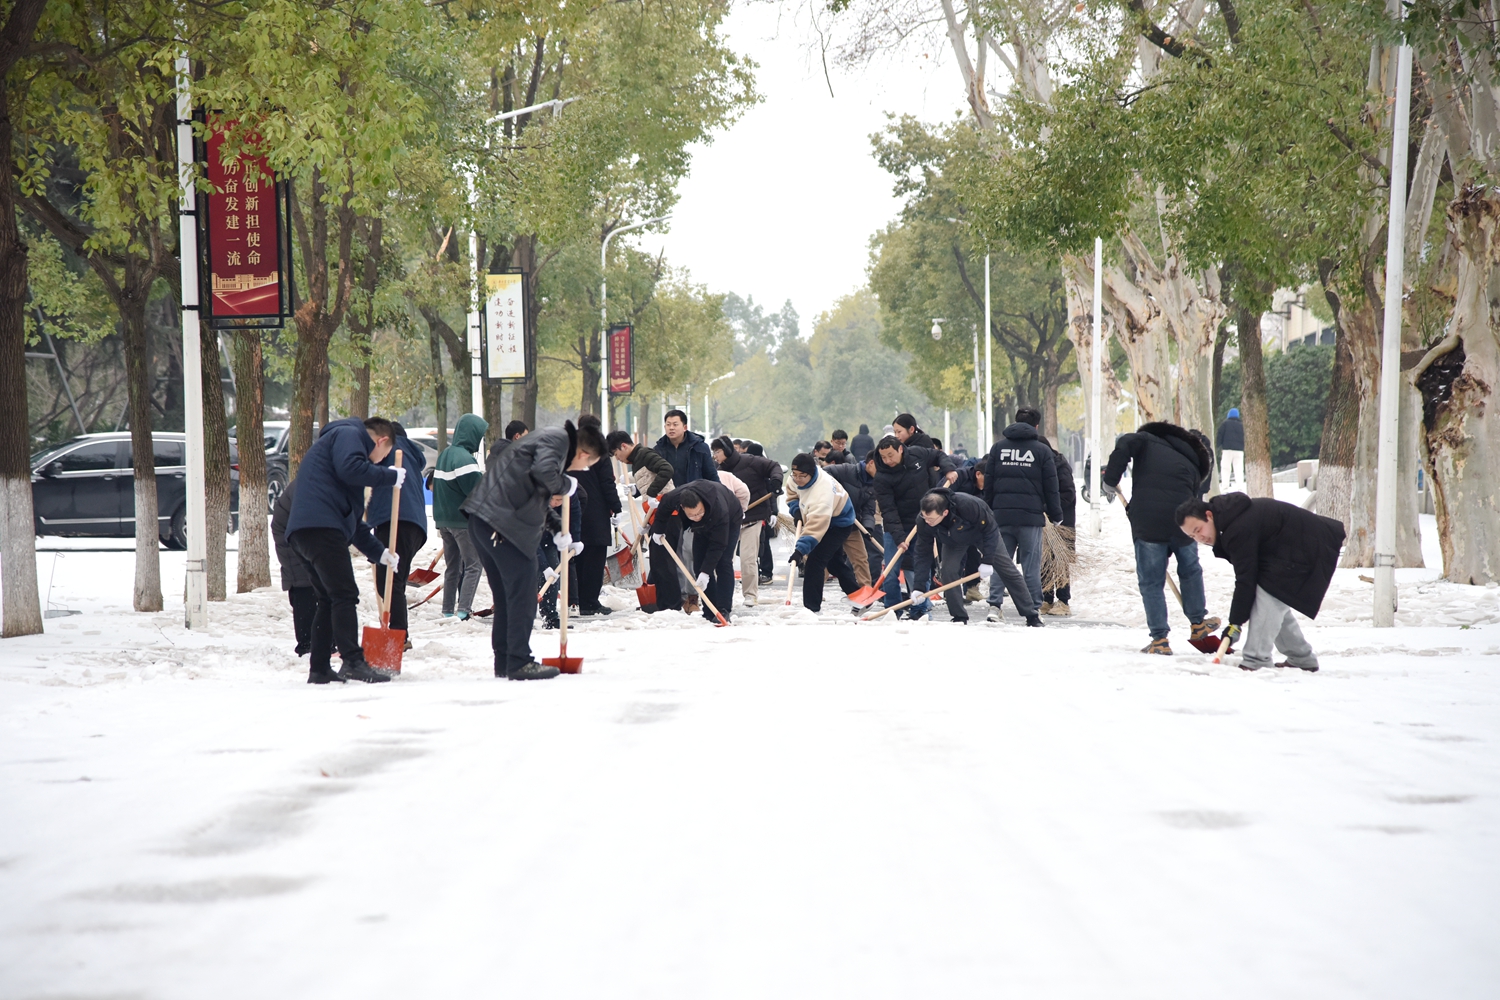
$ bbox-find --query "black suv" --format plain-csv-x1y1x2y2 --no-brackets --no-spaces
31,432,240,548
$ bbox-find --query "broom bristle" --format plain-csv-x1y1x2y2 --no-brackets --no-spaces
1040,522,1077,592
776,512,796,533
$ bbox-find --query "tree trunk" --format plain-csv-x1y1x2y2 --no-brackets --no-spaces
200,320,231,602
1414,186,1500,584
233,329,271,592
1234,304,1273,498
121,296,162,612
428,320,448,449
514,234,538,427
0,62,42,636
349,360,370,418
421,305,470,417
1314,323,1359,528
1339,295,1382,566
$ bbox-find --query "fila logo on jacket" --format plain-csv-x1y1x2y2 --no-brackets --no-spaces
996,448,1035,465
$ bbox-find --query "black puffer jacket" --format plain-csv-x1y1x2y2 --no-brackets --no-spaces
1040,436,1077,528
1208,492,1345,625
822,461,875,530
984,423,1062,528
1103,421,1213,545
718,449,783,524
873,444,954,541
462,424,574,553
1216,415,1244,451
850,432,876,461
912,490,1002,582
270,479,314,591
576,456,620,546
654,481,740,575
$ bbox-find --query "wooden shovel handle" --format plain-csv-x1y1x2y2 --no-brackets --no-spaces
868,523,920,592
659,534,729,625
861,571,981,621
380,450,403,627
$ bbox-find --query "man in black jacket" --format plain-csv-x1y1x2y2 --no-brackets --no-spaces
713,436,783,607
649,481,740,621
1103,420,1220,654
608,430,675,499
850,424,875,462
1177,494,1345,671
983,407,1062,612
912,489,1042,625
270,479,316,657
873,435,956,613
1039,435,1077,615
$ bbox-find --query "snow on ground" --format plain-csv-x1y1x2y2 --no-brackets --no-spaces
2,498,1498,998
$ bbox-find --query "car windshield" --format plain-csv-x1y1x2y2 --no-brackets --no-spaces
31,438,89,468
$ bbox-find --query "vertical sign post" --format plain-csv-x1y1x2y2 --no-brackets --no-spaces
608,324,634,396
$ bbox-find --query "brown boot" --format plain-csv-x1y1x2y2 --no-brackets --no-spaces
683,597,701,615
1141,636,1173,655
1190,618,1222,641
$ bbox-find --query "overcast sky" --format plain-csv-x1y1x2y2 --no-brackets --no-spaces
635,1,966,331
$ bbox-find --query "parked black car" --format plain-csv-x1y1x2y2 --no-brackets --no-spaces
31,432,240,548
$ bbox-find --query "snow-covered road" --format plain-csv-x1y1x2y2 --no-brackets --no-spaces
3,498,1498,998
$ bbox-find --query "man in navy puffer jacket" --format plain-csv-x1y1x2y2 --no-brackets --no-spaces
983,407,1062,610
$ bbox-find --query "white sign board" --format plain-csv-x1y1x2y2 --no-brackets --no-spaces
483,272,526,382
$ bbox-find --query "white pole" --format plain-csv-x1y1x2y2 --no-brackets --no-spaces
972,326,982,456
175,51,208,629
984,253,993,451
466,171,483,419
703,389,710,438
944,409,950,453
1089,237,1103,535
1373,43,1413,628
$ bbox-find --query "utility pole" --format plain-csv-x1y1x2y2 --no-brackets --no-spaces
1089,237,1103,535
175,50,208,628
984,253,992,452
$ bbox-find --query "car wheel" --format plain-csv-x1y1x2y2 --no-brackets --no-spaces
165,506,187,550
267,469,287,510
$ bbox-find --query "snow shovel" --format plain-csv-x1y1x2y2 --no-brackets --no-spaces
542,494,583,674
848,524,918,608
407,550,442,587
1163,573,1231,654
783,525,805,605
622,479,658,612
658,537,729,626
363,450,406,674
861,571,981,622
410,580,443,609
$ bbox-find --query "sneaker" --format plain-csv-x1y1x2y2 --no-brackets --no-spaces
1274,660,1319,673
577,605,613,617
1190,618,1222,641
341,658,393,683
1038,602,1054,615
1141,637,1173,655
306,667,346,684
294,642,311,657
1025,614,1044,627
442,612,455,618
506,659,560,681
986,607,1002,623
542,614,560,630
758,575,773,586
743,600,757,609
905,605,931,621
455,610,470,621
964,585,983,603
402,637,413,652
1049,602,1071,616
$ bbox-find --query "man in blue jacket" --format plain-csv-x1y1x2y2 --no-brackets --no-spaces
286,416,405,684
655,409,719,486
367,421,428,641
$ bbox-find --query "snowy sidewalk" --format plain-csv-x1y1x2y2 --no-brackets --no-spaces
3,505,1498,998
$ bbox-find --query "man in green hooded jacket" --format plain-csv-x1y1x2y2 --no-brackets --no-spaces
430,413,488,618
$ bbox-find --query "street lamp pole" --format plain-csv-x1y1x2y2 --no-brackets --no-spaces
984,253,992,452
175,49,208,629
600,215,669,432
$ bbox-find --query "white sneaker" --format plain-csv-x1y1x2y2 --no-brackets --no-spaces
985,607,1001,623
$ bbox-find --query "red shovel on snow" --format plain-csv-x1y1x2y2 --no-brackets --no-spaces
362,450,406,674
407,550,442,587
848,523,918,607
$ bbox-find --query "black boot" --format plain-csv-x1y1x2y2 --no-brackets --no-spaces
505,659,560,681
1025,614,1044,627
307,666,346,684
341,658,392,683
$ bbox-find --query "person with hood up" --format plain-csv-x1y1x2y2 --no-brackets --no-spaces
573,414,621,618
367,421,429,642
784,453,861,613
607,430,675,499
462,420,605,680
430,412,488,619
1103,420,1221,654
285,416,405,684
648,480,741,620
1176,494,1345,671
891,413,935,450
983,407,1062,612
712,436,783,607
872,435,957,614
1216,407,1245,489
911,488,1042,625
850,424,875,462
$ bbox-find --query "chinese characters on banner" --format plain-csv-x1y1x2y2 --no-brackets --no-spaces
205,125,282,320
608,325,634,395
484,272,528,381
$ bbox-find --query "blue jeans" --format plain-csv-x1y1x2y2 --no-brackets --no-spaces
882,530,930,613
1134,538,1206,639
1000,525,1044,606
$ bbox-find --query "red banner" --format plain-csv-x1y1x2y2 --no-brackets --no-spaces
608,324,633,395
204,125,282,318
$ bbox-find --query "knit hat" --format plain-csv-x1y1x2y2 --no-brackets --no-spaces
1228,407,1240,419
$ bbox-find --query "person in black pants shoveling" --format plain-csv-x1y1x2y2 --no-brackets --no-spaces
1176,494,1345,672
784,453,862,613
912,489,1042,626
649,480,740,621
368,422,428,644
285,416,405,684
270,478,315,656
463,420,603,680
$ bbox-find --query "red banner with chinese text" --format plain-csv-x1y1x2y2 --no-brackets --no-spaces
608,324,633,395
204,125,282,319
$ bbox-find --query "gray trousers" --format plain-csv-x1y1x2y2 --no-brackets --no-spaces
1242,586,1318,670
440,526,483,615
937,541,1036,622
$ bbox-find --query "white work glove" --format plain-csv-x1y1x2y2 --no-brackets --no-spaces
543,566,559,585
695,572,710,590
610,513,625,528
644,495,660,513
391,466,407,490
626,483,640,497
563,475,579,497
379,549,400,570
651,532,666,546
553,531,573,551
978,563,993,581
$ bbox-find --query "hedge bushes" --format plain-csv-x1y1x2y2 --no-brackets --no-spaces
1216,344,1334,468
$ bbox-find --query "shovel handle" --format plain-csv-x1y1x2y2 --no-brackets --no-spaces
1211,633,1232,664
659,535,729,626
380,450,404,627
868,524,919,593
557,487,572,654
861,572,981,621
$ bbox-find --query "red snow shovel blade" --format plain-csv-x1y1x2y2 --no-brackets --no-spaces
543,652,583,674
362,624,406,674
1188,635,1232,654
635,582,658,614
847,585,880,607
407,567,439,586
